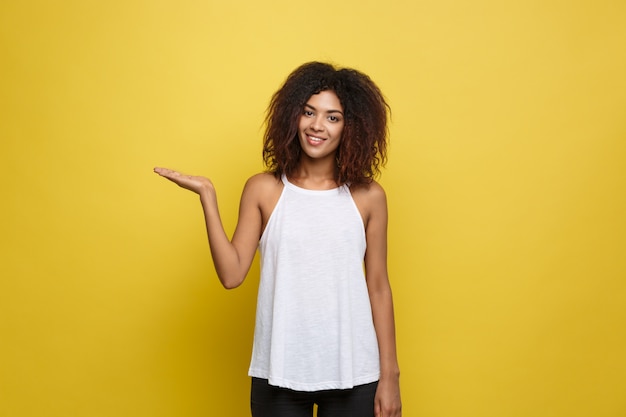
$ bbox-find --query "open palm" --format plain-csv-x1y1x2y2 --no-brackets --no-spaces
153,167,214,195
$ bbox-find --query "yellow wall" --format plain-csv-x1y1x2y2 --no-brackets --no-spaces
2,1,625,416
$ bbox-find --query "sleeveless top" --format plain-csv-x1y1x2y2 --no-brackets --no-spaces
248,175,380,391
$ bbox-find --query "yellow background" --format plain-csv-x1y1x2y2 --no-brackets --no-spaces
2,0,625,416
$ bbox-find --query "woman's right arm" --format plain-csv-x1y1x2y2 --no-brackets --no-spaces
154,167,263,289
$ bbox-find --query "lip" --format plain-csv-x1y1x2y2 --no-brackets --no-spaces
305,134,327,146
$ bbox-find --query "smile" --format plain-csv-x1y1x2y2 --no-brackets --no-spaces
307,135,326,142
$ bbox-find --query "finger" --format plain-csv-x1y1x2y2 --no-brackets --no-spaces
154,167,186,180
154,167,176,177
154,167,173,174
154,167,184,175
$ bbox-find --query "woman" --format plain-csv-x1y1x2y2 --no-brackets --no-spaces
154,62,401,417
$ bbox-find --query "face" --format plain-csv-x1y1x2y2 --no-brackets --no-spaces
297,90,345,161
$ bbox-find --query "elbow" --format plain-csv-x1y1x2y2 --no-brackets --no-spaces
219,275,245,290
222,281,241,290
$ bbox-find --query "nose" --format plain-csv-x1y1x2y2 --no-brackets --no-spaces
310,115,323,131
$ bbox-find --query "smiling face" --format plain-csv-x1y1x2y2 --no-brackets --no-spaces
297,90,345,162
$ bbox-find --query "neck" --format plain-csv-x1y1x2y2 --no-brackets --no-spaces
290,156,339,189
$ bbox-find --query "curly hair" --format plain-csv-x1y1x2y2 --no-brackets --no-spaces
263,62,390,186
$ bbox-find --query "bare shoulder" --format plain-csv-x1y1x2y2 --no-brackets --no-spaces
243,172,282,194
351,180,387,206
242,172,283,224
350,180,388,226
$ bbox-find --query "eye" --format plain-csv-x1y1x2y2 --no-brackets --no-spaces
328,115,341,122
303,110,314,117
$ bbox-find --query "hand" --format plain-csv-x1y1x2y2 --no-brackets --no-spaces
374,377,402,417
153,167,214,196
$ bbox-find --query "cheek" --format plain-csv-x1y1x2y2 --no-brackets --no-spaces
298,116,310,131
334,124,345,138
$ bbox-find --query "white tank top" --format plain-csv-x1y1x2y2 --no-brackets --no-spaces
248,175,380,391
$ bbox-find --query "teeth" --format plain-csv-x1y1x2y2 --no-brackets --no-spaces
309,135,324,142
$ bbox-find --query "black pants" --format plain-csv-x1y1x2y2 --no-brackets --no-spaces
250,377,378,417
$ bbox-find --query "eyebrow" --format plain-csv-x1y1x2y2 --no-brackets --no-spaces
304,103,344,115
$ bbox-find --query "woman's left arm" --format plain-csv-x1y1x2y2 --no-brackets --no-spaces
362,182,402,417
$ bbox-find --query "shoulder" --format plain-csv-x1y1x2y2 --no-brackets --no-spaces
350,180,388,226
350,180,387,206
241,173,284,217
243,172,282,193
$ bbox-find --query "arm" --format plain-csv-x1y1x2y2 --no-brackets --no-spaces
363,183,402,417
154,167,262,289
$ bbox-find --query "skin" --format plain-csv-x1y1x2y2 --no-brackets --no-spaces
154,90,401,417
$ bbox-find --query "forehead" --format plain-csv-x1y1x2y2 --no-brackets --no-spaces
305,90,343,111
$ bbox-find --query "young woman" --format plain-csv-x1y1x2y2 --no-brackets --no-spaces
154,62,401,417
